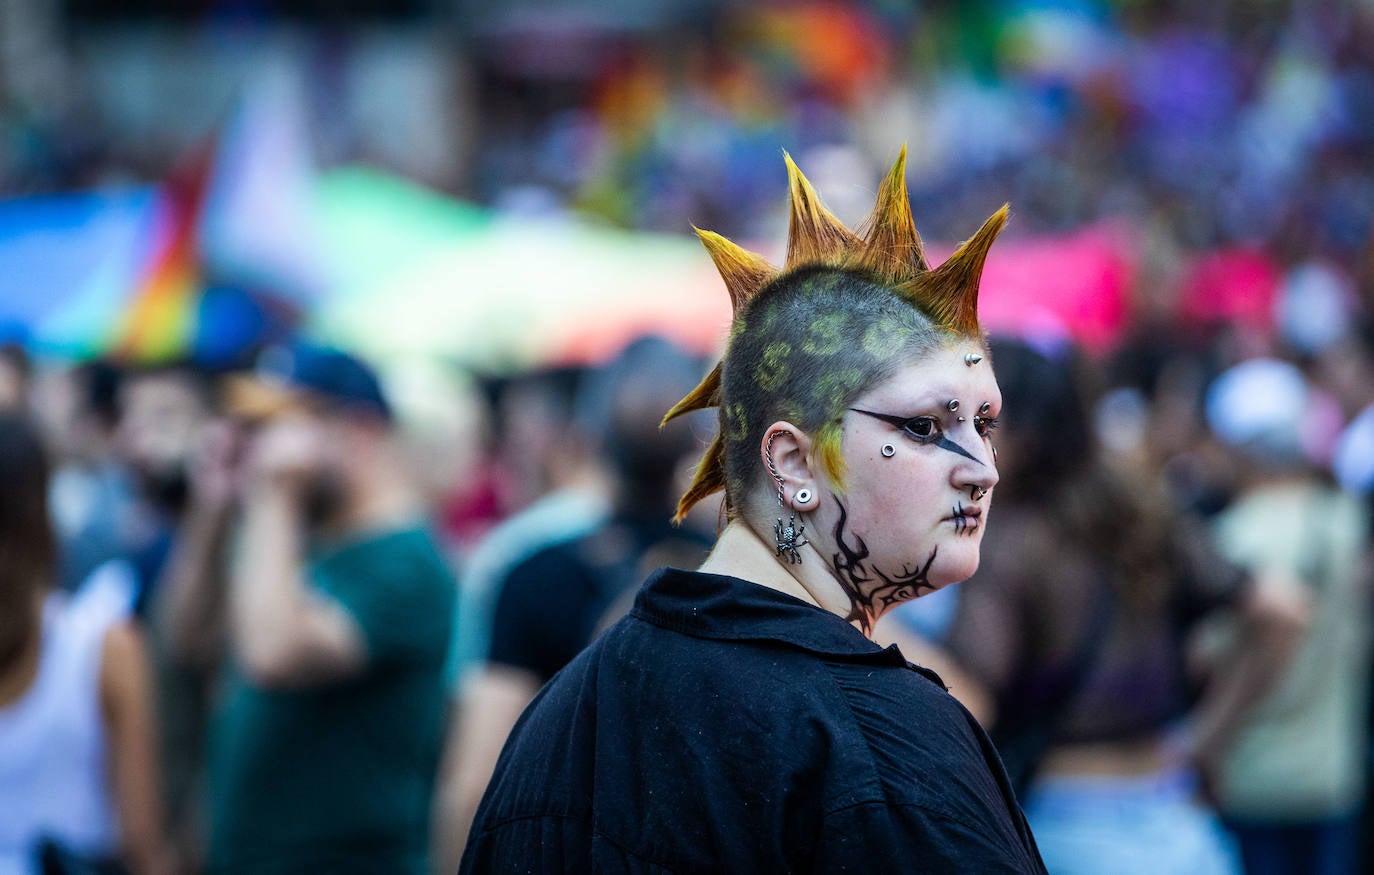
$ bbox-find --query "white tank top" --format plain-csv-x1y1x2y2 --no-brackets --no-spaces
0,561,136,875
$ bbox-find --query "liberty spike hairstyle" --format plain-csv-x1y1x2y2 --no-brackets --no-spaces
663,147,1009,523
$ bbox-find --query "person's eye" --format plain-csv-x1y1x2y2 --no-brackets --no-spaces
974,416,1000,438
901,416,941,442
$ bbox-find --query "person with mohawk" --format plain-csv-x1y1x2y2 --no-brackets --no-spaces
458,150,1046,873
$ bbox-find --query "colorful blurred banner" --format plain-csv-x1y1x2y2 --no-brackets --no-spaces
111,149,211,362
311,204,731,370
201,66,327,308
0,187,156,358
1,157,1137,369
936,222,1134,355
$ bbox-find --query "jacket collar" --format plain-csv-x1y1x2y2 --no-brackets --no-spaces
631,567,946,686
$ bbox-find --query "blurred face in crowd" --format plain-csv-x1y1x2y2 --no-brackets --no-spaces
0,359,24,411
116,370,211,513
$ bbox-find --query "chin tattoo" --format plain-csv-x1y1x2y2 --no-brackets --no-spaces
829,496,937,635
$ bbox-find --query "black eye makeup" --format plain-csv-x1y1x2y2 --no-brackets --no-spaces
850,407,992,465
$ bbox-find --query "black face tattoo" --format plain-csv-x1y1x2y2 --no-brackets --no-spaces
830,496,938,635
849,408,984,465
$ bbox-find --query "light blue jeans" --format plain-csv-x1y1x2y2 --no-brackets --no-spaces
1024,768,1242,875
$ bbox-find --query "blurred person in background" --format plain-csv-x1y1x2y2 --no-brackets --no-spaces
1203,359,1371,875
113,362,217,617
459,154,1044,872
37,360,147,594
435,336,712,872
441,364,611,699
159,343,455,874
0,412,170,875
0,343,32,411
886,338,1306,875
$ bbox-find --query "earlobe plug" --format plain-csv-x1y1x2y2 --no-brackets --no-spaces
794,488,813,506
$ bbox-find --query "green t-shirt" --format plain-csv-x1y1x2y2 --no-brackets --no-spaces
207,526,456,874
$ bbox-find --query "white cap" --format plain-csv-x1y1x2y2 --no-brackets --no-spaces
1205,358,1309,464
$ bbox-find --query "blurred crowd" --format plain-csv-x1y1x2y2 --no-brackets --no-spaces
3,0,1374,873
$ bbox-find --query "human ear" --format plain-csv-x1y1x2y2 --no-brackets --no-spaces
758,421,818,510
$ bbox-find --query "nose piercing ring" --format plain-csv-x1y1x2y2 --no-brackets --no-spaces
971,486,988,501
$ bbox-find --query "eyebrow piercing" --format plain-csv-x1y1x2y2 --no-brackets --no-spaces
965,353,983,366
979,402,991,415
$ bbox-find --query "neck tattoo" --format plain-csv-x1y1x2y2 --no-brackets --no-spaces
829,496,938,635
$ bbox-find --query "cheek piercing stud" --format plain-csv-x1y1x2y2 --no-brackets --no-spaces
947,399,960,412
881,444,896,458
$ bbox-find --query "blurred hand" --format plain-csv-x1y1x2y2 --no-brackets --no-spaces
1245,570,1311,645
242,412,326,496
188,418,244,513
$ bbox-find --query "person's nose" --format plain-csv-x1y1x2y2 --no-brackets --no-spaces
953,435,998,500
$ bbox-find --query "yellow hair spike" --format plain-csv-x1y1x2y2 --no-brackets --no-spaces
783,151,864,270
693,228,778,313
895,204,1008,336
673,432,727,524
661,360,721,426
855,146,929,282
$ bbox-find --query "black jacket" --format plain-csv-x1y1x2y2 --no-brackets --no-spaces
460,567,1045,874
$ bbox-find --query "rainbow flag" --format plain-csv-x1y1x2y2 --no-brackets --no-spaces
111,148,212,362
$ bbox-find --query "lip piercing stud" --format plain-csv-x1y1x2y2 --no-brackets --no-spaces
794,488,813,505
947,399,960,412
965,353,983,366
881,444,896,458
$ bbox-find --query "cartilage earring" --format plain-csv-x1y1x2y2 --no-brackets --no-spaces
767,431,809,564
881,444,896,458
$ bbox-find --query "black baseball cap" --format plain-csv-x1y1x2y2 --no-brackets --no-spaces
226,342,391,422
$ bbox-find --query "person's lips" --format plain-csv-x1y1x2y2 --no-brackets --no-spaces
946,504,982,534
